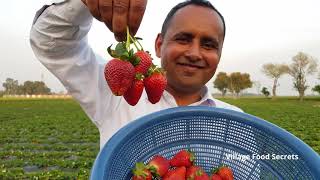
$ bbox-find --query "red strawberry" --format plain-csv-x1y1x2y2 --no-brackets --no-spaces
132,162,152,180
104,58,135,96
147,155,170,177
124,74,144,106
163,166,186,180
210,174,223,180
143,66,167,104
212,165,234,180
170,149,195,168
186,166,210,180
134,51,152,75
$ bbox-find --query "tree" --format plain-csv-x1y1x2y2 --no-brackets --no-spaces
22,81,51,95
34,81,51,95
261,87,270,97
288,52,318,101
261,63,289,99
213,72,228,97
312,85,320,95
2,78,19,95
253,81,262,95
227,72,253,98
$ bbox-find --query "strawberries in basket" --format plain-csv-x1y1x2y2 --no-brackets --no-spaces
131,149,234,180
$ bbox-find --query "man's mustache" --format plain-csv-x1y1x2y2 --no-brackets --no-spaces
176,59,206,68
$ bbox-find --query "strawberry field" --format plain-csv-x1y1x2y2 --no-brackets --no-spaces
0,97,319,179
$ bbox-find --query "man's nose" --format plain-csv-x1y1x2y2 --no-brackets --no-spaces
185,42,202,61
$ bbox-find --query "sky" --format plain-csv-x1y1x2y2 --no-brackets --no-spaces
1,0,320,95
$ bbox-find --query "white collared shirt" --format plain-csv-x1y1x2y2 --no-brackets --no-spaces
30,0,243,148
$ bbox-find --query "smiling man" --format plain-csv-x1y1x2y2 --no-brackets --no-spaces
30,0,242,148
155,2,225,106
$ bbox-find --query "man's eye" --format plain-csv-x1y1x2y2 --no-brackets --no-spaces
175,37,190,44
202,42,217,50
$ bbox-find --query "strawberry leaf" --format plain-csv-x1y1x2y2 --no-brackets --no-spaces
120,52,130,60
115,42,127,57
129,49,134,57
107,44,117,58
132,56,141,66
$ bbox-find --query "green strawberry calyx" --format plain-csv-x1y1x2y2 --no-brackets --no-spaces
146,64,165,77
107,27,146,66
211,164,228,174
146,165,160,178
132,162,149,178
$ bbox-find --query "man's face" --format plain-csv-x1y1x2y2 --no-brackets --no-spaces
155,5,224,94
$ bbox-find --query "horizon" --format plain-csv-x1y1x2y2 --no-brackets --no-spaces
1,0,320,96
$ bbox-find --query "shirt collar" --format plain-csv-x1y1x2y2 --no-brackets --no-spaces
161,86,216,107
191,86,216,107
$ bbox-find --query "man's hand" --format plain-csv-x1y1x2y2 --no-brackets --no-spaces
81,0,147,41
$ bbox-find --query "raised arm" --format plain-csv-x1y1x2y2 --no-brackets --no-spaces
29,0,147,126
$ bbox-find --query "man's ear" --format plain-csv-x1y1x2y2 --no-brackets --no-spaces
155,33,163,58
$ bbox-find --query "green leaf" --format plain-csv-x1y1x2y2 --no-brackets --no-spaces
119,52,130,60
131,56,141,66
115,42,127,57
129,49,134,57
107,44,117,58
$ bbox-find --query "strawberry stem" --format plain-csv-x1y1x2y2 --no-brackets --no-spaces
129,35,141,51
125,27,141,51
134,37,144,51
126,27,131,52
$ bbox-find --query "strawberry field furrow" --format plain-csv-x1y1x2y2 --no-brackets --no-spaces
1,97,319,179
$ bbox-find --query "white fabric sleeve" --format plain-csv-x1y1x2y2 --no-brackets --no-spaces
30,0,120,127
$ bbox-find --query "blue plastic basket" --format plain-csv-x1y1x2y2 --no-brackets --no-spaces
90,106,320,180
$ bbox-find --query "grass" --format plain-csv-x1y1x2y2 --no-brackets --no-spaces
219,96,320,154
0,97,319,179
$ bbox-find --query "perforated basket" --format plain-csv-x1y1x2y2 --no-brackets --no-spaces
90,106,320,180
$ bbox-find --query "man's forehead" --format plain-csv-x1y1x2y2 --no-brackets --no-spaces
173,4,221,20
166,5,224,39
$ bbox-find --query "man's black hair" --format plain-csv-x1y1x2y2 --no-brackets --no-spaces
161,0,226,39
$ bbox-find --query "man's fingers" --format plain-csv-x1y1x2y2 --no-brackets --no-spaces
128,0,147,36
86,0,147,41
99,0,113,32
112,0,130,41
86,0,102,21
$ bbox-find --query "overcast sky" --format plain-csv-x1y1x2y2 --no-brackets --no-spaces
1,0,320,95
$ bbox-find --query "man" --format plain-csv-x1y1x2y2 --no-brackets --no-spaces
30,0,242,149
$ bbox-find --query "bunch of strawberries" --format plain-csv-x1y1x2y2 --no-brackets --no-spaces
104,28,167,106
132,149,234,180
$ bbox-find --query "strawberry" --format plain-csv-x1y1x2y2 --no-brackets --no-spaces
104,58,135,96
132,162,152,180
163,166,186,180
170,149,195,168
147,155,170,177
212,165,234,180
210,174,223,180
124,74,144,106
134,51,152,75
186,166,210,180
143,66,167,104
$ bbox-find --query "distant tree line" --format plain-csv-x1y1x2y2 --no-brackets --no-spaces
1,78,51,97
261,51,319,101
213,72,253,98
213,51,320,100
